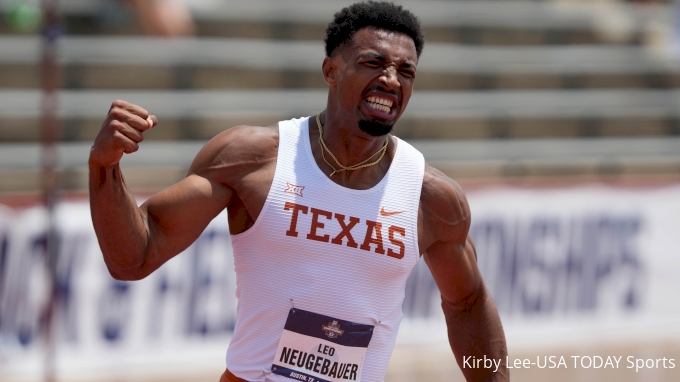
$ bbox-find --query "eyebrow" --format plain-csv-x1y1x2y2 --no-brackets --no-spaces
358,52,417,70
358,52,384,61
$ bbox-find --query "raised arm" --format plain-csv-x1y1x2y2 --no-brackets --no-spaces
420,165,508,381
88,100,239,281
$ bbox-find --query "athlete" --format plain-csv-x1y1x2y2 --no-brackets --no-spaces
89,2,508,381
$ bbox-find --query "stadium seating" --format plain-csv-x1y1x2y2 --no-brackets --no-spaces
0,0,679,192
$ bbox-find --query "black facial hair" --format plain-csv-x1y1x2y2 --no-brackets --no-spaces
358,119,393,137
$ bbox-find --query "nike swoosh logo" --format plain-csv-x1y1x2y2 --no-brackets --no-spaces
380,207,406,217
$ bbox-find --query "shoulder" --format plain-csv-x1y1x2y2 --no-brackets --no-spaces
420,163,471,244
188,124,279,180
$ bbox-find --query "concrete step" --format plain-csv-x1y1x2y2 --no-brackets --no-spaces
3,115,676,143
1,36,676,90
1,137,678,192
4,37,672,73
3,1,667,45
1,89,678,119
1,89,679,142
4,63,675,90
188,0,668,45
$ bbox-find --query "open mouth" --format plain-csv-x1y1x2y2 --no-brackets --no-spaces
366,95,394,114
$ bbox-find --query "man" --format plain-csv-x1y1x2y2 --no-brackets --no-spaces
89,2,508,381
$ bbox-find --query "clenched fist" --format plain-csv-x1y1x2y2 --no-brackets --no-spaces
89,100,158,167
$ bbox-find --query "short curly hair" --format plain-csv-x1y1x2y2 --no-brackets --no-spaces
324,1,424,58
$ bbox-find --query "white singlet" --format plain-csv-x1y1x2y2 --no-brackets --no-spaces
226,117,425,382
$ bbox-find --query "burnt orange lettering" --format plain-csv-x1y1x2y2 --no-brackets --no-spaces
387,226,406,259
331,213,360,248
307,208,333,242
284,202,308,237
360,220,385,254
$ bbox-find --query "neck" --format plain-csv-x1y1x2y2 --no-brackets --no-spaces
317,114,388,177
316,110,389,166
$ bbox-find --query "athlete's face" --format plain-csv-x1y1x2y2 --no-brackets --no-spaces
323,27,418,136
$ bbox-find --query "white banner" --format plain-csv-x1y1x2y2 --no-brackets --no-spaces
0,201,236,380
1,185,680,379
475,185,680,348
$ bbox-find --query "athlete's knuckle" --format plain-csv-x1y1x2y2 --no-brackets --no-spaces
111,129,124,140
131,131,144,143
125,116,141,129
109,108,126,120
119,138,133,152
108,119,124,131
132,115,148,128
111,99,126,109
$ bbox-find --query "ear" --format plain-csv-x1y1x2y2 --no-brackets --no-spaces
322,57,337,86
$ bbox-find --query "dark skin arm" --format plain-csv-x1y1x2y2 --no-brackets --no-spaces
89,100,276,281
419,164,509,381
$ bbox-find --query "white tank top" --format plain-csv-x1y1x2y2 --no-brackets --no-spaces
227,117,425,382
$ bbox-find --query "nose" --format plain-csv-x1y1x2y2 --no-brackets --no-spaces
379,66,399,91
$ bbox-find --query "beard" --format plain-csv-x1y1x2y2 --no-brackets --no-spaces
358,119,394,137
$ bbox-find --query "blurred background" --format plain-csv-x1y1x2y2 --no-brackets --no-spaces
1,0,680,381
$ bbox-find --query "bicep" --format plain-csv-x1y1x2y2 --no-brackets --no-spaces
423,235,484,305
137,173,232,275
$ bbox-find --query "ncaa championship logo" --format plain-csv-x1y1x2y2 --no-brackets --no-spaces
322,321,345,339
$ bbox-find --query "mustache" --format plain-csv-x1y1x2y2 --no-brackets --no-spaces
366,87,398,100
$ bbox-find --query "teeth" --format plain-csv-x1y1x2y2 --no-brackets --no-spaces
367,96,393,107
368,102,390,113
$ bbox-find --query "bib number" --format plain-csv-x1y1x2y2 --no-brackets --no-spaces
271,308,374,382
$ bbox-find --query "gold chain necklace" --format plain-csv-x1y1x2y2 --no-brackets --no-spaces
316,113,389,177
